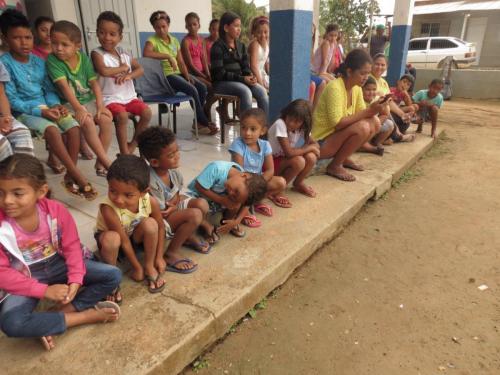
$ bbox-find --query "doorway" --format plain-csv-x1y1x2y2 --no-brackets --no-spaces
465,17,487,66
77,0,139,57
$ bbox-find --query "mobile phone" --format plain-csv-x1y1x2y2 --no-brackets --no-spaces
380,93,393,104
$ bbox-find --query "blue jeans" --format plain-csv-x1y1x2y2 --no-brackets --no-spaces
213,81,269,114
0,254,121,338
166,74,209,125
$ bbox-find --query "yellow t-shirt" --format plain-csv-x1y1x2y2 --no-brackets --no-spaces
371,74,390,95
312,78,366,141
95,193,152,236
147,34,181,76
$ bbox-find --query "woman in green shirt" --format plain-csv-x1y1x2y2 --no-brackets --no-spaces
143,11,217,135
312,49,384,182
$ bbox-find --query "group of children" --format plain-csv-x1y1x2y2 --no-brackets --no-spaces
0,8,444,351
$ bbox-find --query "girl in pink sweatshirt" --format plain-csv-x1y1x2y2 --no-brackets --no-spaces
0,154,122,350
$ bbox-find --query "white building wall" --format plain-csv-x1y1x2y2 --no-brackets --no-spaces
50,0,79,24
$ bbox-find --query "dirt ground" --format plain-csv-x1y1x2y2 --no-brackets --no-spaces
183,99,500,375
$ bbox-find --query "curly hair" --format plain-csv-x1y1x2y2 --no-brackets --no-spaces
137,126,176,161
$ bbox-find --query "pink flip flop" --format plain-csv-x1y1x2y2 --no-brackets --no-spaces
254,203,273,217
241,214,262,228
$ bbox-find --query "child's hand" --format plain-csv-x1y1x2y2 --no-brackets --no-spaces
220,196,240,210
75,107,91,125
0,116,12,134
306,144,320,158
161,205,177,218
41,108,61,122
95,105,112,122
369,101,385,116
44,284,70,302
61,283,80,304
53,105,69,117
217,219,237,234
115,73,132,85
165,56,177,72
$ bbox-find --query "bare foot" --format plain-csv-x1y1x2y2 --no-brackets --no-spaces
40,336,55,351
89,304,120,323
293,182,317,198
343,158,364,171
129,267,144,282
401,134,416,142
326,165,356,182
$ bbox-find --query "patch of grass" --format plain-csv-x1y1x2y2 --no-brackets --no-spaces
247,297,268,319
393,168,423,188
423,132,453,159
192,357,209,372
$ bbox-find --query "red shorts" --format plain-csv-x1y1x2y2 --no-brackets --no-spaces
106,99,148,117
272,156,284,174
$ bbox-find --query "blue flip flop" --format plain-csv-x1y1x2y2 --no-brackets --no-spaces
184,241,213,254
166,258,198,274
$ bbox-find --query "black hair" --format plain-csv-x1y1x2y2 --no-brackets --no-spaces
185,12,200,23
280,99,312,143
97,11,124,34
0,154,46,190
219,11,240,40
34,16,54,30
430,78,444,86
107,155,150,192
240,108,267,129
0,9,30,36
399,73,415,84
336,48,372,78
209,18,219,28
373,53,387,62
363,75,377,87
149,10,170,27
325,23,339,34
244,173,267,206
52,20,82,43
137,126,176,161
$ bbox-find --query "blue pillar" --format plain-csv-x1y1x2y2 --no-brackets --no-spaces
387,0,415,86
269,0,313,121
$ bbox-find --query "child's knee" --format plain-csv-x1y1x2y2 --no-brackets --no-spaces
304,152,317,165
100,231,121,250
141,107,152,121
116,112,129,125
0,310,30,337
141,217,158,235
191,198,209,214
290,155,306,171
185,207,203,225
270,176,286,191
356,120,371,137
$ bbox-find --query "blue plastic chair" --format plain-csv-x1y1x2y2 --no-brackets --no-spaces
135,58,198,138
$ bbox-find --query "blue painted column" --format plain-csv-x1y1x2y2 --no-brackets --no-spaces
269,0,313,121
387,0,415,86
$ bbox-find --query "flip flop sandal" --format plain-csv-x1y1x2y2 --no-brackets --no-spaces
229,225,246,238
375,146,385,156
269,195,292,208
80,150,94,160
95,300,121,321
166,258,198,274
241,214,262,228
46,161,66,174
191,124,212,135
79,183,98,201
61,179,81,198
106,286,122,305
145,274,167,292
40,336,52,351
95,168,108,178
205,225,220,245
254,203,273,217
185,240,213,254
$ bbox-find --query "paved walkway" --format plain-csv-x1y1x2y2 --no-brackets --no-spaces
0,104,440,375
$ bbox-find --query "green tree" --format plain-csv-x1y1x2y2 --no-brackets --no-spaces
212,0,267,44
319,0,379,50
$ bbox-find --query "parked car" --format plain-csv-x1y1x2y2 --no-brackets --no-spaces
407,37,476,68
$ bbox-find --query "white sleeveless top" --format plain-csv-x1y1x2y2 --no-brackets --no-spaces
93,46,138,106
311,42,334,75
256,43,269,89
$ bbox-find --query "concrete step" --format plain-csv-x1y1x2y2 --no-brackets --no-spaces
0,127,441,375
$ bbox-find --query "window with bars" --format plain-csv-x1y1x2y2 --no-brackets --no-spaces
420,23,441,36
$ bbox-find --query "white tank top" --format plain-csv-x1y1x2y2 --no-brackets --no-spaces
93,46,138,106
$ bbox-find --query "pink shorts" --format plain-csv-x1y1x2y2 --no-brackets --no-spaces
106,99,148,117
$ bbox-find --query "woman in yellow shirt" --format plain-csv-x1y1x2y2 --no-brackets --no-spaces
371,54,414,142
312,49,384,182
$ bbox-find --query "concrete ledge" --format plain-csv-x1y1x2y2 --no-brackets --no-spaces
0,127,441,375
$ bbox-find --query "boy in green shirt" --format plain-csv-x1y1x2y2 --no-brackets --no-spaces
47,20,112,176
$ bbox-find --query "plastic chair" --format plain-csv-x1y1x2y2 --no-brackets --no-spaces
135,58,198,139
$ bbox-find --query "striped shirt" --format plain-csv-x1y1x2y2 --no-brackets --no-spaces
210,39,252,83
